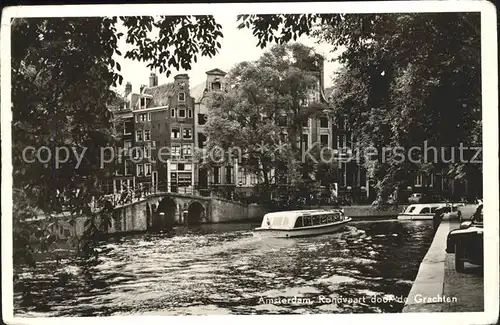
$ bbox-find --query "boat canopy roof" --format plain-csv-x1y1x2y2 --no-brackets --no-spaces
403,203,448,214
260,209,342,230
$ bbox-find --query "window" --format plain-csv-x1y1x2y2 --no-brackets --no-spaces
170,163,177,171
123,121,133,135
178,92,185,101
147,113,151,121
171,127,180,139
311,215,319,225
188,109,193,118
124,140,132,155
171,108,176,118
183,128,192,139
137,164,144,176
135,115,139,123
171,145,181,157
250,173,258,185
320,134,329,147
238,167,246,184
320,214,328,224
226,166,234,184
420,207,430,214
144,129,151,141
182,144,192,156
327,215,332,223
337,134,346,149
141,113,147,122
185,163,192,171
178,109,186,118
302,134,309,151
303,215,312,227
198,133,207,148
320,117,329,128
294,217,303,228
213,167,221,184
429,173,435,187
151,141,156,148
136,130,143,142
144,147,151,159
198,114,207,125
211,82,221,91
415,172,423,186
145,163,151,176
140,97,146,109
125,160,133,175
132,146,141,159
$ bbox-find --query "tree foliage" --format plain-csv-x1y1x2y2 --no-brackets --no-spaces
238,13,482,203
11,16,224,266
203,43,329,198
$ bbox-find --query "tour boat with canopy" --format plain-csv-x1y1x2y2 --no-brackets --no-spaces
397,202,464,220
253,209,351,238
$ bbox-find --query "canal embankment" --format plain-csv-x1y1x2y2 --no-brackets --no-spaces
403,205,483,312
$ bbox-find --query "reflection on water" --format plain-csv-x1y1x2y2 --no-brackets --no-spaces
14,220,433,315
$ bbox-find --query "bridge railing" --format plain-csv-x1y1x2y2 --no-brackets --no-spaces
101,181,253,206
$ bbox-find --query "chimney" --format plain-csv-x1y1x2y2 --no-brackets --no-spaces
125,82,132,96
149,72,158,87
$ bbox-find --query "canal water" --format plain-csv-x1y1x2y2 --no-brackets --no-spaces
14,220,434,316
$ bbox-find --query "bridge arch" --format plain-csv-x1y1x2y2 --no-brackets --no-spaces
187,201,205,224
154,197,177,231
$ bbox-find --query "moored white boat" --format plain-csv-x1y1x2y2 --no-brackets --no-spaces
397,203,465,220
253,209,351,238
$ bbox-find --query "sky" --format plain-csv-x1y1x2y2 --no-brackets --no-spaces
114,15,343,95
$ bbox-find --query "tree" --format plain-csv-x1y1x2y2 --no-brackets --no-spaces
237,13,482,204
11,16,224,266
202,43,329,201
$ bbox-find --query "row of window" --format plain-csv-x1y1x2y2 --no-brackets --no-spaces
136,129,151,142
134,127,193,142
171,108,193,119
136,163,152,177
209,166,259,185
294,214,342,228
117,161,153,176
136,93,186,110
415,173,436,187
134,108,193,123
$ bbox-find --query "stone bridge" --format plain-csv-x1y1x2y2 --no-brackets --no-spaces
110,192,269,234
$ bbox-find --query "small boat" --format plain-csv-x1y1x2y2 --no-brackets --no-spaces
253,209,351,238
397,203,465,220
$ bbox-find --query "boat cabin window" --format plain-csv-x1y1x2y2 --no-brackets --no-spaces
303,215,312,227
294,217,303,228
408,206,416,213
320,215,327,224
430,207,437,213
311,215,319,225
420,207,430,213
327,215,333,223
